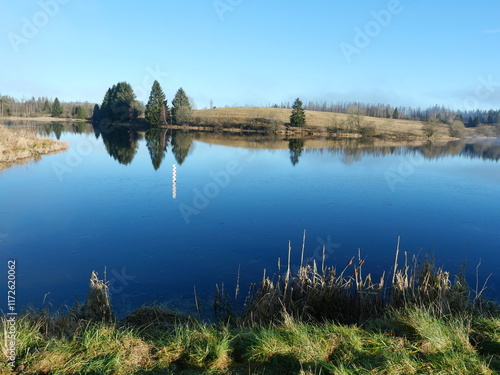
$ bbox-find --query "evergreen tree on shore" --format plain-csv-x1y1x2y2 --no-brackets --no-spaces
171,88,192,125
145,80,170,127
290,98,306,127
51,98,63,117
99,82,139,123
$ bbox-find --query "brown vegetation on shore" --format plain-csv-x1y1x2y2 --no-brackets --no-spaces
189,107,495,140
0,125,68,171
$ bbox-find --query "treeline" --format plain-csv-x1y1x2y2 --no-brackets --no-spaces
0,95,95,119
271,101,500,127
92,80,193,127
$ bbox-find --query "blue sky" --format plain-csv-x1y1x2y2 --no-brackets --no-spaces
1,0,499,110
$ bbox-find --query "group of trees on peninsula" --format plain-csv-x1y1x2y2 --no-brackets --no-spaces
91,81,192,128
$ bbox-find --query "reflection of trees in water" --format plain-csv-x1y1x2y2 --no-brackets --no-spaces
145,128,169,170
305,139,500,164
419,140,500,161
419,141,464,159
100,126,140,165
50,123,64,140
171,131,193,165
461,141,500,161
341,147,363,165
73,122,88,134
288,139,305,166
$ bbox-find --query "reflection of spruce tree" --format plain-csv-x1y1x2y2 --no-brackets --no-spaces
51,123,64,140
171,131,192,165
101,127,139,165
73,123,87,134
145,128,169,170
43,124,52,136
288,139,305,166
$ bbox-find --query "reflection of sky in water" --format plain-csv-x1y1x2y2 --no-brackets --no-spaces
1,125,499,315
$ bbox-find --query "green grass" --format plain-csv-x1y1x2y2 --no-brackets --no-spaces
2,308,498,374
1,246,499,374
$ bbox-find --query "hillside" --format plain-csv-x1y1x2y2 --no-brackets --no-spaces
190,107,493,140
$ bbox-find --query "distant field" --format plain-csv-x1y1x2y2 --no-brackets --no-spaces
192,107,487,140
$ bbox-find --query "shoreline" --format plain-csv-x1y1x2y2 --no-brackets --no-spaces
3,109,498,142
0,125,69,172
1,256,498,374
0,116,88,123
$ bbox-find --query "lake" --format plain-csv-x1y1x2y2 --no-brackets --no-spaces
1,122,499,316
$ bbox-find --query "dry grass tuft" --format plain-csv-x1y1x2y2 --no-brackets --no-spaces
81,271,114,323
227,235,486,326
0,125,68,167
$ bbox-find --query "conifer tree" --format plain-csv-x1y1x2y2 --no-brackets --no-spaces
145,80,170,127
92,104,101,123
290,98,306,127
99,82,138,122
171,87,192,124
51,98,63,117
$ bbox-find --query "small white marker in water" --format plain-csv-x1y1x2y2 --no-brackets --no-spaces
172,164,177,199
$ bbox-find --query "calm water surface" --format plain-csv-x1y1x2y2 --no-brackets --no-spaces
1,123,499,315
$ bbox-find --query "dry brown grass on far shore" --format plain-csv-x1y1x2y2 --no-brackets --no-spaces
192,107,492,140
0,125,68,167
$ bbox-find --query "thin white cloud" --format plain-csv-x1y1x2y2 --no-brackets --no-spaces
483,29,500,34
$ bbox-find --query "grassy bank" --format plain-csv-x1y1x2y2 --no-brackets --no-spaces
1,308,499,374
2,242,499,374
0,125,68,171
188,107,498,140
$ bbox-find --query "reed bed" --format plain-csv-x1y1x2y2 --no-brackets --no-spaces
1,238,499,374
215,235,494,326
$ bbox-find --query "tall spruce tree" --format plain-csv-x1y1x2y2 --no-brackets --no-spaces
92,104,101,123
43,100,51,113
145,80,170,127
171,87,192,125
392,108,399,119
290,98,306,127
51,98,63,117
